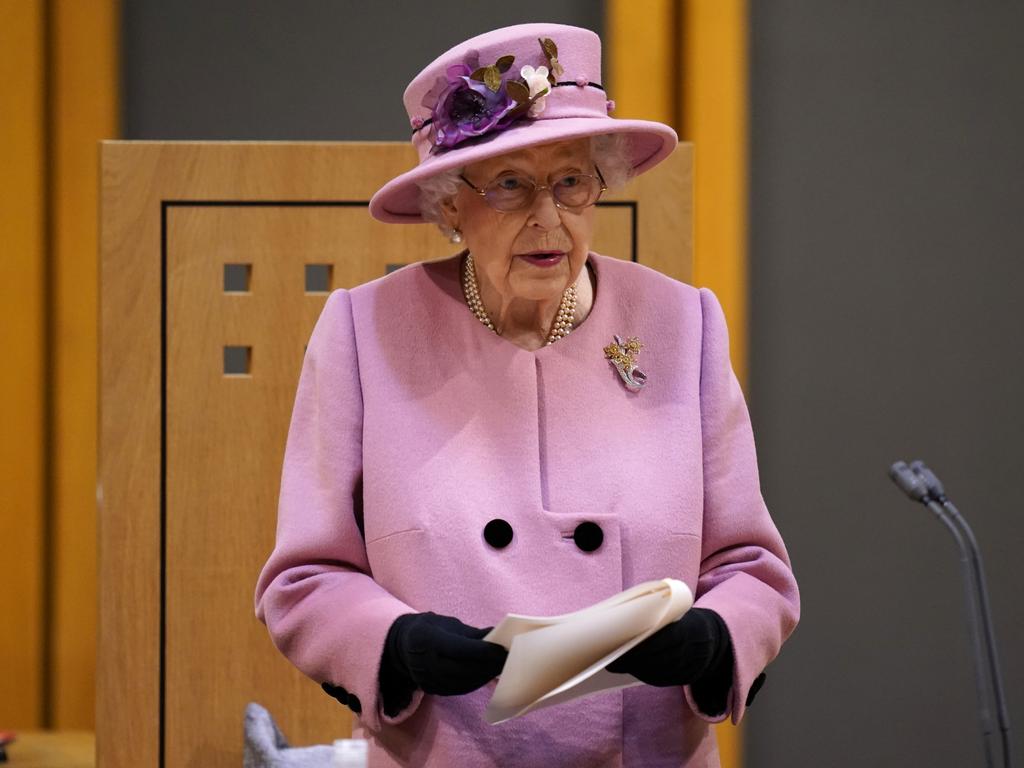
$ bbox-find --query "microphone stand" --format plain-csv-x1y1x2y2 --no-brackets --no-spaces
911,460,1013,768
889,460,1013,768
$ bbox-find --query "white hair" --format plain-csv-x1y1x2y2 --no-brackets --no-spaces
416,132,635,237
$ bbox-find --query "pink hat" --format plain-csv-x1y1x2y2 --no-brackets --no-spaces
368,22,678,223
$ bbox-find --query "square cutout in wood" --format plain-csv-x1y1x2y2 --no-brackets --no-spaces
223,346,251,376
305,264,333,293
224,263,252,292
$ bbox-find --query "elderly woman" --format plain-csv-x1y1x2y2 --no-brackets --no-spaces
254,22,799,768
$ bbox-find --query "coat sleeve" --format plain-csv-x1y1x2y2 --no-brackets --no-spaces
253,288,425,733
682,286,801,724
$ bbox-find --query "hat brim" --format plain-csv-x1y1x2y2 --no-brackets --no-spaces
368,117,678,223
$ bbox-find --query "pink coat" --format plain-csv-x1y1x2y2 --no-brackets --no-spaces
254,252,800,767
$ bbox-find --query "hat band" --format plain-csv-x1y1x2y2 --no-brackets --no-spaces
410,82,613,160
409,80,606,137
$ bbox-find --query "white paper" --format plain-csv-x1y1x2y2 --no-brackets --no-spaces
482,578,693,724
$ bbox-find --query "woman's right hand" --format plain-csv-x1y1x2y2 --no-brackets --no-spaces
379,611,508,713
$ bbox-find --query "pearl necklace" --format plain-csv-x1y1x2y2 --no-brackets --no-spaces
461,253,578,346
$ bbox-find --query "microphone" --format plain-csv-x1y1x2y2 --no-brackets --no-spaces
889,460,930,502
910,460,1013,768
888,460,1013,768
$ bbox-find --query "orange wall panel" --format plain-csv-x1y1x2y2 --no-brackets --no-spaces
0,0,118,731
0,0,47,730
50,0,120,728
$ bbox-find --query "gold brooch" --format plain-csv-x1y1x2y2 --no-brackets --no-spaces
604,335,648,392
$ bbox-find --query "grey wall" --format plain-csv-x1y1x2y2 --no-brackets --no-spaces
123,1,1022,765
748,2,1023,766
121,1,603,140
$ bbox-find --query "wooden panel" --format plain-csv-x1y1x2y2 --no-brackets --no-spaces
592,205,633,265
163,206,464,762
0,0,46,729
99,141,691,767
50,0,119,729
608,144,693,283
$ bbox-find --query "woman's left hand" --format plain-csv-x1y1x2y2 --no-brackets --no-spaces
606,607,732,688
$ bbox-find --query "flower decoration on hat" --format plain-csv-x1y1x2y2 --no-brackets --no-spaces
427,59,518,149
418,37,569,153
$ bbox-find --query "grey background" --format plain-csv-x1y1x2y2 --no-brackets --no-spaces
747,3,1022,766
121,1,604,140
122,2,1023,765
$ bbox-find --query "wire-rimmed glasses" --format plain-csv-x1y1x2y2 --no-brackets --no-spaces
459,166,607,212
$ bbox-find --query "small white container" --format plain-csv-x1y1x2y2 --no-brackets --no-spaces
333,738,368,768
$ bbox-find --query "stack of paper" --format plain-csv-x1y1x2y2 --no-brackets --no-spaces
482,578,693,724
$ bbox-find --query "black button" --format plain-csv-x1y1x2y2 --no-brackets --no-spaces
573,521,603,552
483,518,514,549
745,672,767,707
322,681,349,704
322,681,363,714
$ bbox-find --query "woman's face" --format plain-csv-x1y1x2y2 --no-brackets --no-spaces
446,138,598,304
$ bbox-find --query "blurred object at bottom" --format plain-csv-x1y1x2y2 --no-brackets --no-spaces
0,729,13,763
243,702,366,768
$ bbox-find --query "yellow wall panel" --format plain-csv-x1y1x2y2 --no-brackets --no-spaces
682,0,749,385
0,0,118,732
50,0,120,728
0,0,47,729
606,0,678,125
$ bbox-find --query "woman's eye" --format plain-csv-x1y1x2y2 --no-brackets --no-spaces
496,176,525,191
557,175,581,188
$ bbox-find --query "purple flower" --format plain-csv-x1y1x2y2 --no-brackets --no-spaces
431,63,518,150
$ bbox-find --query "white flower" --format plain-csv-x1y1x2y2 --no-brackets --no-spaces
520,65,550,97
520,65,551,117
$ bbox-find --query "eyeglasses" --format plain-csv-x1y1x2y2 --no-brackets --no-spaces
459,166,608,212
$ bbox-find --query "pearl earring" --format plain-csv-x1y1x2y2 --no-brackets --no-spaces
450,228,463,244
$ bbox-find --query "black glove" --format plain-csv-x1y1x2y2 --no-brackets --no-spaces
379,611,508,717
606,607,734,714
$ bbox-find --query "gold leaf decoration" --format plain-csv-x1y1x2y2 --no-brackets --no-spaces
495,55,515,73
508,85,546,120
471,65,502,91
539,37,563,85
506,79,530,104
483,66,501,91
